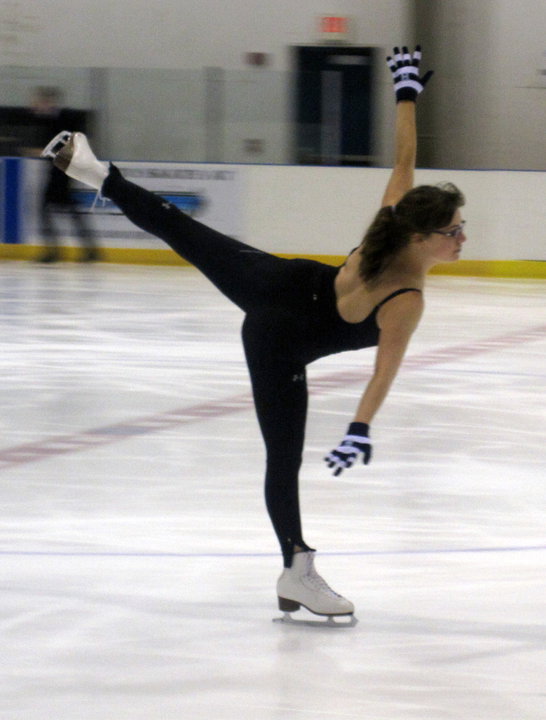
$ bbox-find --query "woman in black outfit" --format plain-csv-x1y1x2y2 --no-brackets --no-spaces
42,47,466,622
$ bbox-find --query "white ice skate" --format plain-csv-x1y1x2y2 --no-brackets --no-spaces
41,131,108,191
274,551,357,627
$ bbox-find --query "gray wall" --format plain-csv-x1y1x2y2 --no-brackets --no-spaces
416,0,546,169
0,1,411,70
1,0,545,169
0,0,412,164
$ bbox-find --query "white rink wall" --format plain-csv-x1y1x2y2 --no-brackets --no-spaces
245,165,546,261
6,160,546,264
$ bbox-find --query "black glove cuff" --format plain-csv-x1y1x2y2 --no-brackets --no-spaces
395,89,418,103
347,422,370,437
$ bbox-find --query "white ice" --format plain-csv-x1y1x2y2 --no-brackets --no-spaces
0,263,545,720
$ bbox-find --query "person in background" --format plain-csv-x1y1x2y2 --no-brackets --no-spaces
29,86,101,263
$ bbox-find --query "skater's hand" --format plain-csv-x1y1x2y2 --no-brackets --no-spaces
324,423,372,476
386,45,433,102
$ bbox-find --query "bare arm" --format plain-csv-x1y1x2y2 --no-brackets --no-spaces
324,47,432,475
380,45,433,208
380,100,416,208
354,291,423,423
323,292,423,476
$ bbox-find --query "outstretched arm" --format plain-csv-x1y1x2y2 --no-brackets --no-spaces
352,290,423,423
324,291,423,476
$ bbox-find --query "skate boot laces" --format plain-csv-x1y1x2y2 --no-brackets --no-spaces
304,555,344,599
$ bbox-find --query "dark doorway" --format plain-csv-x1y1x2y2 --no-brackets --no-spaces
292,45,378,166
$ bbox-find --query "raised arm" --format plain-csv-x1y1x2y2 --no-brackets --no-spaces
381,101,416,207
381,46,433,208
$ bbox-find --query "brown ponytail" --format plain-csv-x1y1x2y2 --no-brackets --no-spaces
359,183,465,285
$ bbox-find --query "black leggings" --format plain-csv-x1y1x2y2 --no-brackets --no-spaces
103,166,338,566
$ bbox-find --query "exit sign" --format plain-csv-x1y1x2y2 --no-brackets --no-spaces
318,15,353,42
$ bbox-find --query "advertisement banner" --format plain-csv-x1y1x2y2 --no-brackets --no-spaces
21,159,244,249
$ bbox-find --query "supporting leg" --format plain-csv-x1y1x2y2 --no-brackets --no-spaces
241,312,314,567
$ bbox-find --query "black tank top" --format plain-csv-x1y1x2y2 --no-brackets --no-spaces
374,287,421,311
307,263,421,362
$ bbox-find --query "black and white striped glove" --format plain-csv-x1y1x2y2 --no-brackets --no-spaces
387,45,434,102
324,422,372,476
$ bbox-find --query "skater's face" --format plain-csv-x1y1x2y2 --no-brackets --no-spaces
423,210,467,263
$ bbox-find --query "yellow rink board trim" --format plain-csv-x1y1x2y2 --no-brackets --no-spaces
1,244,545,278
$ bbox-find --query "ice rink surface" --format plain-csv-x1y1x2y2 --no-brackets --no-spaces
0,262,544,720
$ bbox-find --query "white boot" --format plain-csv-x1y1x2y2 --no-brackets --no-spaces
277,551,354,617
41,131,108,191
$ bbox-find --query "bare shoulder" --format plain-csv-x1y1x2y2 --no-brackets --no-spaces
376,289,424,333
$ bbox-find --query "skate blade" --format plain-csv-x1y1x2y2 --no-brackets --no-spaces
41,130,72,159
273,611,358,628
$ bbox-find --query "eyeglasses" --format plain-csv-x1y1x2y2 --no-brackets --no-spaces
431,221,466,238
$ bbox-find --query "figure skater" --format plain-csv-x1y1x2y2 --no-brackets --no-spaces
41,47,466,622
